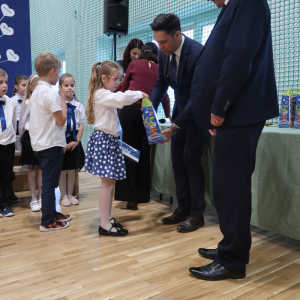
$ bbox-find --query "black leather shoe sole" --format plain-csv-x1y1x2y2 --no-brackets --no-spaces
189,269,246,281
98,226,128,236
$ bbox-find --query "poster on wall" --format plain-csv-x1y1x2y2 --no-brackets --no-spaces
0,1,31,96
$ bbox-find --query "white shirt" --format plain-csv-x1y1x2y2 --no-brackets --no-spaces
10,93,24,121
64,98,85,131
0,95,17,145
93,89,143,137
169,34,185,79
225,0,230,5
29,80,66,151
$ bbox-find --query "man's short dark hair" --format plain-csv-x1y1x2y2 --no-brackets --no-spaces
150,14,181,36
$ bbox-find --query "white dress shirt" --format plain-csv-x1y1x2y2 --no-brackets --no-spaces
64,98,85,131
10,93,24,121
169,34,185,79
29,80,66,151
0,95,17,145
225,0,230,5
93,89,143,137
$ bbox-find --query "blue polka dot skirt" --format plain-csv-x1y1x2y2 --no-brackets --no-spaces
85,130,126,180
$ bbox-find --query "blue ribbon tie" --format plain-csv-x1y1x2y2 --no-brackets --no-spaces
0,100,7,132
66,103,77,141
17,99,22,104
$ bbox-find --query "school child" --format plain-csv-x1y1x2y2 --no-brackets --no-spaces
58,73,85,206
19,74,42,212
29,52,71,231
85,61,148,236
0,68,17,217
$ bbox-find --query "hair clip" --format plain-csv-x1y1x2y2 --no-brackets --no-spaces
96,62,101,69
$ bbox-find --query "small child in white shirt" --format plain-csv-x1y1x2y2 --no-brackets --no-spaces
58,73,85,207
19,74,42,212
0,68,17,218
29,52,71,232
85,61,148,237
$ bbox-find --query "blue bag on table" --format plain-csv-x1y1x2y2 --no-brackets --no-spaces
142,98,164,145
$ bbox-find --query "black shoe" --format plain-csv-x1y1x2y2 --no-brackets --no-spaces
2,207,15,217
198,248,218,260
189,262,246,281
98,224,128,237
161,208,189,224
126,202,138,210
110,218,123,229
177,216,204,232
12,194,20,203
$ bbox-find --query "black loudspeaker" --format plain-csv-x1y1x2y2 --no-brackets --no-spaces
103,0,129,36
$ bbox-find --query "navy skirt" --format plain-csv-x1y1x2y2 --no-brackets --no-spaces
85,130,126,180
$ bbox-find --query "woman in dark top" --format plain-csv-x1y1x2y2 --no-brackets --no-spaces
115,42,170,210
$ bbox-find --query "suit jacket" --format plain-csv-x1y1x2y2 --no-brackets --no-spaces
150,35,203,128
182,0,279,129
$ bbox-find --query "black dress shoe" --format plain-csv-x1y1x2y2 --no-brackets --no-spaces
98,225,128,236
198,248,218,260
161,208,189,224
189,262,246,281
12,193,20,203
110,217,123,229
177,216,204,232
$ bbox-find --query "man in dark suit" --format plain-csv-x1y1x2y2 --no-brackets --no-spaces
186,0,279,280
150,14,209,233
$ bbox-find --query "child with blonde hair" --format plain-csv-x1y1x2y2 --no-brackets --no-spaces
58,73,85,206
29,52,71,231
85,61,148,236
19,74,42,212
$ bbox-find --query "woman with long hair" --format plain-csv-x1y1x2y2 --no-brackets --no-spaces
115,42,170,210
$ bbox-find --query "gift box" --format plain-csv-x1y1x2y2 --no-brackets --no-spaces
142,98,164,145
293,93,300,129
119,140,140,164
279,89,300,128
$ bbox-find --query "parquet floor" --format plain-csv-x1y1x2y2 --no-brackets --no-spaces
1,172,300,300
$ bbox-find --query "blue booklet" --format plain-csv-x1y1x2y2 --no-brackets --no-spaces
119,141,140,164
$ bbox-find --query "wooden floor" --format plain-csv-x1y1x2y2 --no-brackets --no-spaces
1,172,300,300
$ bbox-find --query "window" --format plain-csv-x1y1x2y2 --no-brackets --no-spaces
202,24,215,45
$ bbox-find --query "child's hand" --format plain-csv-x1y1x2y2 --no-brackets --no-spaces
68,141,79,151
59,90,65,102
142,92,149,99
63,148,67,154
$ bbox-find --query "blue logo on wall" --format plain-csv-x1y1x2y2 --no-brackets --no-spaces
0,2,31,95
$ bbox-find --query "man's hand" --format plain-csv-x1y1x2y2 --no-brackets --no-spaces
211,113,224,127
160,128,173,144
209,129,217,136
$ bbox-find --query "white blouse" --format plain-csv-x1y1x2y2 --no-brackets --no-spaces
19,99,31,136
10,94,24,121
0,95,17,145
64,99,85,131
93,89,143,136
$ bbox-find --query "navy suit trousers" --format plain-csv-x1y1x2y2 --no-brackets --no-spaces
171,124,208,218
213,121,265,272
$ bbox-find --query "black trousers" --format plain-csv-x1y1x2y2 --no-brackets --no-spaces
115,104,151,203
213,121,265,272
0,143,15,209
171,124,209,218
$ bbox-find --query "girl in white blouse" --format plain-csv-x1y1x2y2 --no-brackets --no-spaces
58,73,85,207
19,74,42,212
85,61,148,237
